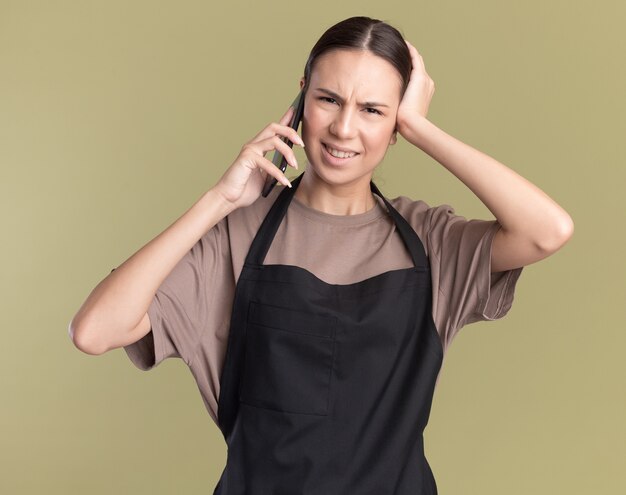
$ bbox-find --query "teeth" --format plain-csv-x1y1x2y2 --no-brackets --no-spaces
325,145,357,159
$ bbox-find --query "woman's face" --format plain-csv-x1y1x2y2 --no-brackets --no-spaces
299,49,403,189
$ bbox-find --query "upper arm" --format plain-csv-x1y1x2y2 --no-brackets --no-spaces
490,226,550,273
425,205,526,348
105,311,152,353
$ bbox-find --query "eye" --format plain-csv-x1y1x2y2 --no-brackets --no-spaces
317,97,383,116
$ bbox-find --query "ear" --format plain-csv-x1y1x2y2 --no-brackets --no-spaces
299,77,305,90
389,130,398,145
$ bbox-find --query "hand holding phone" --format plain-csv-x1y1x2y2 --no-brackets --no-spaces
261,90,305,197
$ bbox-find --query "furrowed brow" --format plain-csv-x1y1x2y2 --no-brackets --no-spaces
315,88,389,108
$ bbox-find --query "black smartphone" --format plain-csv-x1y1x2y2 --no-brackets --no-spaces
261,89,305,197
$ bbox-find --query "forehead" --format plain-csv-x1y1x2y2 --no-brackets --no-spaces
310,49,402,100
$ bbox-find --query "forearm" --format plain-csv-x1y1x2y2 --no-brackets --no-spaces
399,116,574,249
69,187,235,353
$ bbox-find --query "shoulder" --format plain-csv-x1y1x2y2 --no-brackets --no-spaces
385,194,457,236
387,194,432,217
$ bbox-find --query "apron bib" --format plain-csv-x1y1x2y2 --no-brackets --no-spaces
214,172,443,494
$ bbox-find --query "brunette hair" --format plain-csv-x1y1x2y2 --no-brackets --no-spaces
302,16,411,99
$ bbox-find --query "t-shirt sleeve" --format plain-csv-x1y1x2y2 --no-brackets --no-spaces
426,204,524,349
122,226,221,371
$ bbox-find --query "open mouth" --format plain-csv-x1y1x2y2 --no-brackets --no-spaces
322,143,360,162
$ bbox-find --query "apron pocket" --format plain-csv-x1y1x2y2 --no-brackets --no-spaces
239,301,337,416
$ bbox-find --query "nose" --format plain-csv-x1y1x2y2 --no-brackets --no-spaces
330,106,358,140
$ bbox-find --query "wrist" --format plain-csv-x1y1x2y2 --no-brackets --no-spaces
398,116,431,148
202,187,237,219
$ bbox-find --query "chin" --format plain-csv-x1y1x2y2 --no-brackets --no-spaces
304,161,373,189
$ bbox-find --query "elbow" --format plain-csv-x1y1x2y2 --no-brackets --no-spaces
539,215,575,253
68,319,107,356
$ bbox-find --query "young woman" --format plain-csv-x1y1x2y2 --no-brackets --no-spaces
70,16,573,494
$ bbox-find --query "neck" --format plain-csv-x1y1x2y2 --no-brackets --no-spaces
293,169,376,215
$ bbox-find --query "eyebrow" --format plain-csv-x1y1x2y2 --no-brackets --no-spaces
314,87,390,108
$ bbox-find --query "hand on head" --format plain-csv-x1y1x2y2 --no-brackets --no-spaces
395,40,436,137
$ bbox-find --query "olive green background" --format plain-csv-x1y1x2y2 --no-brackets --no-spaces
1,0,623,493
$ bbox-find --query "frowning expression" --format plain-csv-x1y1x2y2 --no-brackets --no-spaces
300,49,403,188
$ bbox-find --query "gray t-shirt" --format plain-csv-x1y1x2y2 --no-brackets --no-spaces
123,184,524,426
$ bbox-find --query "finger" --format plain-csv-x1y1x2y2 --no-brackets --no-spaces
248,107,293,143
405,40,426,72
253,135,299,169
250,122,305,148
276,106,304,146
270,136,299,169
278,105,295,126
256,154,293,187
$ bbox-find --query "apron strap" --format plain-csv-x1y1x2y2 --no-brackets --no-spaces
245,171,429,270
